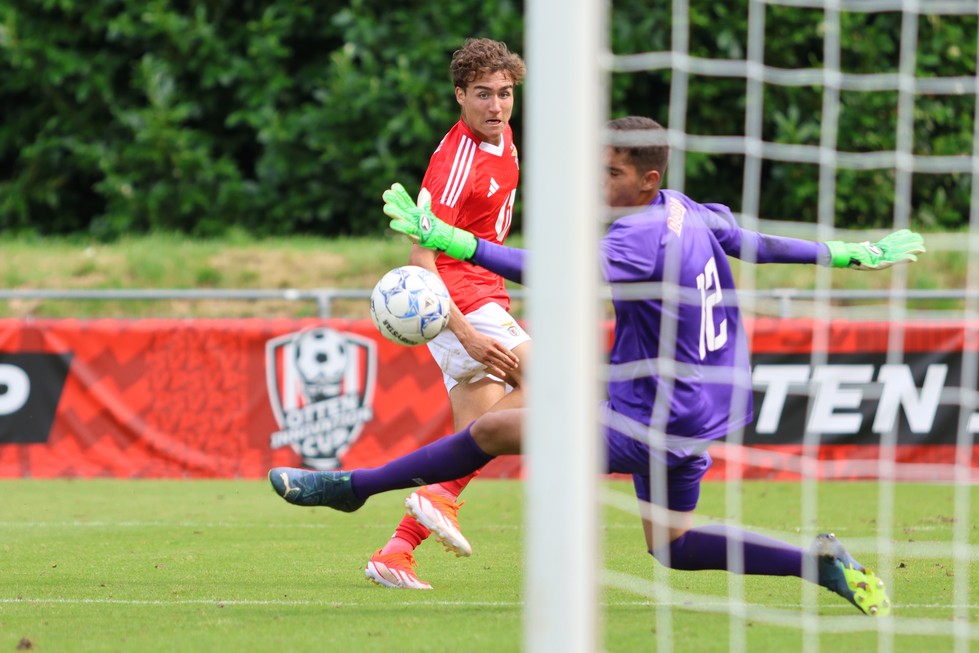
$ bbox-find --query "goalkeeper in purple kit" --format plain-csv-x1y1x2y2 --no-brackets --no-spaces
270,116,924,616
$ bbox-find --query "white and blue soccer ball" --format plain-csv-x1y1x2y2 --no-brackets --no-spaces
370,265,451,346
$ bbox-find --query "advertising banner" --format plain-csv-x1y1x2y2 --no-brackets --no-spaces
0,318,975,480
723,318,979,480
0,319,457,478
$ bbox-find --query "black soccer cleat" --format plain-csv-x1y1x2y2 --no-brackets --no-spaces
268,467,366,513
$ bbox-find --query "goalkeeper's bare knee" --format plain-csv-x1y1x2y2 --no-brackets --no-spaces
471,409,523,456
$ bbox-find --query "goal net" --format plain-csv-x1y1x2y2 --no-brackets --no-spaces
524,0,979,651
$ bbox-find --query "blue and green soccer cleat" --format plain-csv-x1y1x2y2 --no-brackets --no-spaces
812,532,891,617
268,467,366,513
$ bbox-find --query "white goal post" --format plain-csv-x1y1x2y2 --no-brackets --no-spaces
524,0,606,652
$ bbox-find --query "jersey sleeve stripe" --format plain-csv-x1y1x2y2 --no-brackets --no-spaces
441,137,476,208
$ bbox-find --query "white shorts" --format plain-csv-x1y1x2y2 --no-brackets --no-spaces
426,302,531,394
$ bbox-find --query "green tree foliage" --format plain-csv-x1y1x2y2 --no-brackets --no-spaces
0,0,974,237
0,0,523,237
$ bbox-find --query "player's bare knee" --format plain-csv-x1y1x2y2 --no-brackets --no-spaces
471,409,522,455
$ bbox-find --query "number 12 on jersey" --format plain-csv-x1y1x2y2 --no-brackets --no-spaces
696,257,728,360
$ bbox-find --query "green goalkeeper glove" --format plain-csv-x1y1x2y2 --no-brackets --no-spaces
824,229,926,270
382,182,478,261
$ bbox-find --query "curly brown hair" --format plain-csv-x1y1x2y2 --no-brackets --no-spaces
450,38,526,89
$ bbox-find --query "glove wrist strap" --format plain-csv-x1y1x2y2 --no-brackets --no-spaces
444,231,477,260
824,241,852,268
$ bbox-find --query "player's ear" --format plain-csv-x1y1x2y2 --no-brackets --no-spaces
455,86,466,106
640,169,661,192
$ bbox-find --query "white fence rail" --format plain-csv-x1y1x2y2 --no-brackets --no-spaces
0,288,976,318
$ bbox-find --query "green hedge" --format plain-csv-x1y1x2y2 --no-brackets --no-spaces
1,0,975,237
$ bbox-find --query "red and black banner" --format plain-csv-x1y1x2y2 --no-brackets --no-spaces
722,318,979,480
0,317,975,480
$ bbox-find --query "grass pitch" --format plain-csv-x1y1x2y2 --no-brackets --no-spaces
1,479,975,652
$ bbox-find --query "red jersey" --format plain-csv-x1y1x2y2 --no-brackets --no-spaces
421,120,519,314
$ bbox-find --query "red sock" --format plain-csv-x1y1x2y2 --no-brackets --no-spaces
378,470,483,555
380,513,431,554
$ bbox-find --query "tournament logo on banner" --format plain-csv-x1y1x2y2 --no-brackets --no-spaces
265,326,377,470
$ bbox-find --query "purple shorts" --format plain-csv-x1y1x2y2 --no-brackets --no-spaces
604,426,713,513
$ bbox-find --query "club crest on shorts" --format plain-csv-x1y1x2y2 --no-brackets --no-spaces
265,327,377,470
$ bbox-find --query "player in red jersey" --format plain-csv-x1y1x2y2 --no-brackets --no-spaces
363,38,530,590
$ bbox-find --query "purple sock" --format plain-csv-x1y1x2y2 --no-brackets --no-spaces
350,425,494,499
653,524,804,577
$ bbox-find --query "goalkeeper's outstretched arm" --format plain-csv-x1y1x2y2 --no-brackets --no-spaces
702,208,925,270
468,226,924,280
746,228,925,270
385,182,925,282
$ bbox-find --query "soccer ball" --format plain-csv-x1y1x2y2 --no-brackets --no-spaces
370,265,451,346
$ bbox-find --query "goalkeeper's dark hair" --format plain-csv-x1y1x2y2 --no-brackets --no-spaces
607,116,670,179
451,38,526,89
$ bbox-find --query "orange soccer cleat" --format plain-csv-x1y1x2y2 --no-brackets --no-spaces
364,550,433,590
405,488,472,557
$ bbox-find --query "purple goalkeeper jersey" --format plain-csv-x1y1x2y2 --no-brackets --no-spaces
471,189,825,444
603,191,743,443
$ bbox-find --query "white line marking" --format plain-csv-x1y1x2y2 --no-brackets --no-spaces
1,597,974,610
